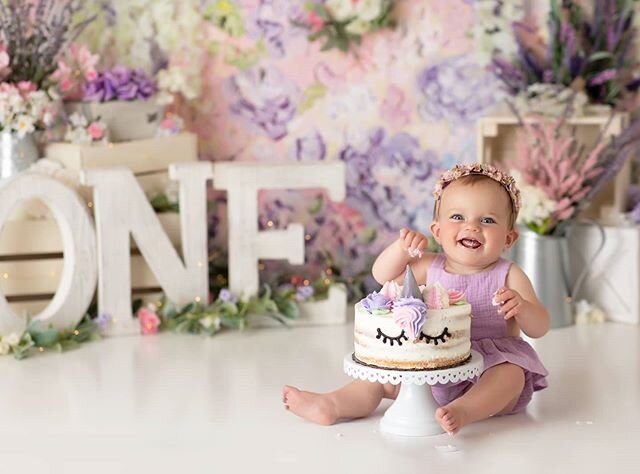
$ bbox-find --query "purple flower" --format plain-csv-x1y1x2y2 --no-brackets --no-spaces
229,66,299,140
294,132,326,161
95,312,112,332
245,1,308,57
218,288,237,304
295,285,315,302
588,69,617,86
83,66,155,102
339,128,442,232
361,291,393,313
418,55,500,123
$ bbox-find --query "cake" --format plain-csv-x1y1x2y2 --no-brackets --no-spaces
353,266,471,370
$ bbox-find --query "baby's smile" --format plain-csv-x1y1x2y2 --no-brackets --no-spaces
458,238,482,250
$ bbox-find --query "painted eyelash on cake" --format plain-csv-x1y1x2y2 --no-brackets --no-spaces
376,328,409,346
419,327,451,345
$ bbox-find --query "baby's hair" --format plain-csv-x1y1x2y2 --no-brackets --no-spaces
432,174,517,228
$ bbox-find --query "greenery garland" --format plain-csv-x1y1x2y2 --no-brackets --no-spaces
0,274,335,361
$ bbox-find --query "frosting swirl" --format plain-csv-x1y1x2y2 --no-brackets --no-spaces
423,282,450,309
380,280,402,299
360,291,393,315
392,297,427,339
447,289,466,305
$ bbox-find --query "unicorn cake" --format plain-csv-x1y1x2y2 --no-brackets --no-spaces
353,266,471,370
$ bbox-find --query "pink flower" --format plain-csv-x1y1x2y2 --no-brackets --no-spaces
84,69,98,81
87,122,105,140
16,81,36,94
380,84,412,128
307,11,326,33
138,307,161,335
447,289,465,304
60,78,73,92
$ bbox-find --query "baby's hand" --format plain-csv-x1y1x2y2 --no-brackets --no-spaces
399,228,428,259
493,287,525,320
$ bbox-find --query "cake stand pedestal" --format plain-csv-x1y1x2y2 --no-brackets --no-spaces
343,350,483,437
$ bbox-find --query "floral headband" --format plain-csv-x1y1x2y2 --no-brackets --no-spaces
433,163,522,215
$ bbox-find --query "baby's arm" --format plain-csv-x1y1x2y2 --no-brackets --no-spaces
496,264,550,338
371,228,434,285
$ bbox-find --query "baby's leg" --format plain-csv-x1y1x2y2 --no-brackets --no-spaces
435,362,525,435
283,381,399,425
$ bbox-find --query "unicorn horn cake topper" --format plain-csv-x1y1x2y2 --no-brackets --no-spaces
401,265,422,300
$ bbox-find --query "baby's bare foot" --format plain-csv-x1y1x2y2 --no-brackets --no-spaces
435,404,467,435
282,385,338,426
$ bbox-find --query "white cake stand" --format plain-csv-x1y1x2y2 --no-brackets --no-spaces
343,350,483,437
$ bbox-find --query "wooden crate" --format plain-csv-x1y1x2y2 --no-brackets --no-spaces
45,132,198,201
0,213,181,315
476,110,631,220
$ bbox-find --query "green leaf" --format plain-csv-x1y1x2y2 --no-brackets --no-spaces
588,51,614,62
278,299,300,320
307,194,324,214
29,328,60,347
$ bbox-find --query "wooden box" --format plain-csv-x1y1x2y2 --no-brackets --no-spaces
0,213,182,316
476,110,631,220
45,132,198,201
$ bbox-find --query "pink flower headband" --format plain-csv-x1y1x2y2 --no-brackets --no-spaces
433,163,522,215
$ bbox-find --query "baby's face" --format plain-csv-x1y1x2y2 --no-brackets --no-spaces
430,178,518,272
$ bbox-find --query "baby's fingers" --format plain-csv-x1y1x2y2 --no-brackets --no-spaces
500,300,521,319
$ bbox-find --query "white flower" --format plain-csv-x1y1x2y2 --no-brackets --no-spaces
5,333,20,347
346,18,370,36
512,170,556,226
326,0,356,21
199,316,221,330
15,115,35,138
69,112,88,128
574,299,607,325
354,0,383,22
0,340,11,355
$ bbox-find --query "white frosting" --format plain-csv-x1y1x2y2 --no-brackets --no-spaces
354,302,471,369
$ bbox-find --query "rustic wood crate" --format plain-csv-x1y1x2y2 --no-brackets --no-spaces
0,134,200,314
0,213,181,315
476,110,631,220
45,132,198,201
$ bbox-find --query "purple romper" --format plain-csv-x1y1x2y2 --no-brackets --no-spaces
428,254,548,414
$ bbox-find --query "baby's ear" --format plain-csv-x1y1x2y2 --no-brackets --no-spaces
504,228,519,249
429,221,441,243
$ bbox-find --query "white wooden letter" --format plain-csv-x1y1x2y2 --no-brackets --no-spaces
82,162,213,335
0,173,97,336
214,162,346,296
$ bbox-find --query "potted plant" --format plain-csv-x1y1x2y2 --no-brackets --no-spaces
53,45,163,142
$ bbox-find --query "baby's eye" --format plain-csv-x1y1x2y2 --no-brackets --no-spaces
481,217,496,224
450,214,463,221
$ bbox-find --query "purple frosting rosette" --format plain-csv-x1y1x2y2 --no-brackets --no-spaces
360,291,393,315
392,297,427,340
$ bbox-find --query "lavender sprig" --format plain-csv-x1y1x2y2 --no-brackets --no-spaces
0,0,95,88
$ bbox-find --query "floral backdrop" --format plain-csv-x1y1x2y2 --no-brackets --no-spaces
75,0,525,291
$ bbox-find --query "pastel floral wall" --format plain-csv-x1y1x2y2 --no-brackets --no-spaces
80,0,522,291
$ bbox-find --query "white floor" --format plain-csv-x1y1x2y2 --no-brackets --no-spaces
0,321,639,474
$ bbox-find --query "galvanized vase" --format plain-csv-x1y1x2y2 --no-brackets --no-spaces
0,132,39,180
512,227,574,329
